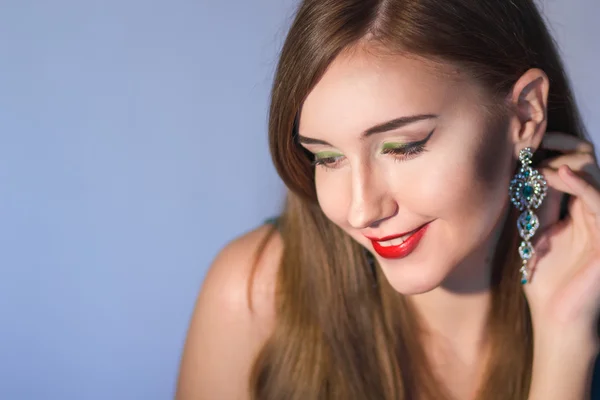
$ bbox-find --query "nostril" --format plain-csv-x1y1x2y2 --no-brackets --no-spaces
348,199,398,230
369,218,385,229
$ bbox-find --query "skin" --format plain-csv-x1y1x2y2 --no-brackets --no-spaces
299,47,517,397
177,45,600,399
176,224,280,400
299,49,512,297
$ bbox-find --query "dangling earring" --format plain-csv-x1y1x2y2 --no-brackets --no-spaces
509,147,547,284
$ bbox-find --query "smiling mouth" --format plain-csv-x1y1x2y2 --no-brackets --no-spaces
365,223,431,259
374,229,419,247
366,225,424,246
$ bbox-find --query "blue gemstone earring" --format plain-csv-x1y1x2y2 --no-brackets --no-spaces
509,148,548,284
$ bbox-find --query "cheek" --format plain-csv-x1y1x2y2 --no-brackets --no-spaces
423,162,508,218
418,114,513,224
382,148,513,239
383,161,479,219
418,140,513,235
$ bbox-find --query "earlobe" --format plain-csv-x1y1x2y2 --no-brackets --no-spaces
507,68,550,155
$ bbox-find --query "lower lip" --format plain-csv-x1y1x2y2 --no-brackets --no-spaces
370,224,429,259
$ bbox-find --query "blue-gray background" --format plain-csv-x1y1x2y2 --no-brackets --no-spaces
0,1,598,399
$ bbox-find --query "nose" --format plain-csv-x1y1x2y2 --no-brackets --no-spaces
347,166,398,229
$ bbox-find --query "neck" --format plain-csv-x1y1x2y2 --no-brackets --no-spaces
409,286,493,399
407,207,509,359
409,286,492,353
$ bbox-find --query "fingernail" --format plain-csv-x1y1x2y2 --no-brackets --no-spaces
564,166,575,176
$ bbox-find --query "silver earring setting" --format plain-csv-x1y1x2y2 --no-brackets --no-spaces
509,148,547,284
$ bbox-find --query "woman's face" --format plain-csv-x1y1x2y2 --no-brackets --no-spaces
298,48,516,295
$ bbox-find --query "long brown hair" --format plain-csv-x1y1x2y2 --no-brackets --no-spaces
250,1,588,399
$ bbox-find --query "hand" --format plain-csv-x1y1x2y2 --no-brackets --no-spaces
523,132,600,341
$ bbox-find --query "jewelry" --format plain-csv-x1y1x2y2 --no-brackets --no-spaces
509,147,547,284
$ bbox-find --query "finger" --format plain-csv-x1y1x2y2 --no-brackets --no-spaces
541,132,595,154
529,217,568,265
538,154,600,193
546,170,592,232
537,169,576,231
540,167,578,196
538,151,598,171
559,165,600,216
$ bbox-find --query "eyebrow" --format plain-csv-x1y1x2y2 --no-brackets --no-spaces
297,113,438,146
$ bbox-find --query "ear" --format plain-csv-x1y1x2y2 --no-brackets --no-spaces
505,68,550,156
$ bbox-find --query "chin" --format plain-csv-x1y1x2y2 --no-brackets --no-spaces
377,258,452,295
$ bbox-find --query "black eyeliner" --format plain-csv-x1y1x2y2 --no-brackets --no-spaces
381,129,435,154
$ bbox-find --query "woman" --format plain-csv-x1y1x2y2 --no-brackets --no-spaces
177,0,600,399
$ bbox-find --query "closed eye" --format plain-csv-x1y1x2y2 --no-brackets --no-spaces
381,129,434,161
312,151,345,170
381,142,426,161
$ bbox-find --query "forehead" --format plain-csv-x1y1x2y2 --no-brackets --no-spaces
299,48,477,137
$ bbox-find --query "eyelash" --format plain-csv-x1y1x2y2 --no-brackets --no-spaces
312,156,343,169
312,142,427,170
381,142,427,162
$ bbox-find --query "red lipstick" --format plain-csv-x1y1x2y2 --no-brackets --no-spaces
366,223,430,259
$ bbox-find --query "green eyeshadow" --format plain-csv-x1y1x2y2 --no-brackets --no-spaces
382,142,407,150
315,151,343,159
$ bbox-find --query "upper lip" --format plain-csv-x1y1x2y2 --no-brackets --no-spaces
364,223,428,242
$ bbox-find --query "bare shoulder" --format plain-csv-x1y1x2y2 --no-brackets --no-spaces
176,223,282,400
195,223,282,324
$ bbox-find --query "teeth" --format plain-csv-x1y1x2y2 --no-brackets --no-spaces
376,231,415,247
377,237,406,247
390,238,403,246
